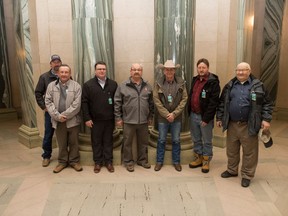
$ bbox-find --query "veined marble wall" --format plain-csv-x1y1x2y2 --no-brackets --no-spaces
260,0,285,104
154,0,195,132
14,0,36,127
72,0,114,84
0,0,10,108
1,0,287,138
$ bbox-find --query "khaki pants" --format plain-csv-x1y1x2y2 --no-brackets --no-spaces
226,121,259,179
122,123,149,165
55,123,80,165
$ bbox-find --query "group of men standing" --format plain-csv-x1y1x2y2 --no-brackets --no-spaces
35,55,273,188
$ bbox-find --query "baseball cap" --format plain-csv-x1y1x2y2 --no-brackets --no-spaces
50,54,61,62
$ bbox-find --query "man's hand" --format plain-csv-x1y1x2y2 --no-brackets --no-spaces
216,121,222,128
261,120,270,131
116,120,123,128
166,113,175,123
59,114,67,122
85,120,93,128
148,119,153,126
200,121,207,127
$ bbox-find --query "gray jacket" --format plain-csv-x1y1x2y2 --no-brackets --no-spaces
45,79,82,129
114,78,154,124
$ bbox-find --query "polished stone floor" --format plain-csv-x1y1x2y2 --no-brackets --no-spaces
0,118,287,216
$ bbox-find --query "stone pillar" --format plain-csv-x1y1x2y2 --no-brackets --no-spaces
276,0,288,120
259,0,285,104
12,0,40,148
149,0,195,164
236,0,255,64
71,0,121,165
0,0,18,121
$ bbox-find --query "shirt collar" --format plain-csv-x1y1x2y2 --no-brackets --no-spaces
235,76,252,85
197,72,209,81
97,77,106,82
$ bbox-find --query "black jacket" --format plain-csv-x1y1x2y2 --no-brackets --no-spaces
35,70,58,110
216,75,273,135
81,76,118,122
188,73,220,123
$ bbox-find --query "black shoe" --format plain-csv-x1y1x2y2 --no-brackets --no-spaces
154,163,162,171
221,170,238,178
241,178,250,187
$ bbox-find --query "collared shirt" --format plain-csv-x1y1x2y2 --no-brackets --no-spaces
97,77,106,89
163,79,178,103
131,79,142,92
229,77,252,121
191,73,209,113
58,81,68,113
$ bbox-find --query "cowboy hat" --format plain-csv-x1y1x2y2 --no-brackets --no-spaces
157,60,181,69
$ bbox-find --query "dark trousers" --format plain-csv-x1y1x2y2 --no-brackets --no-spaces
91,120,114,165
42,111,55,159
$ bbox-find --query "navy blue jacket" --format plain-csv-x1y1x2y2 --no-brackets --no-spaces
216,75,273,135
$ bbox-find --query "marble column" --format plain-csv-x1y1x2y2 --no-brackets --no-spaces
236,0,254,64
71,0,121,165
260,0,285,104
149,0,195,164
0,0,16,120
13,0,40,148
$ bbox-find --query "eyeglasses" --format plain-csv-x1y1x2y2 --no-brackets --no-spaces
131,68,142,72
96,68,106,71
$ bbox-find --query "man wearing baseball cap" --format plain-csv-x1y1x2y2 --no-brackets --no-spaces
35,54,62,167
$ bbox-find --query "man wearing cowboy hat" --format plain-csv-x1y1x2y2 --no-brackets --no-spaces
153,60,188,172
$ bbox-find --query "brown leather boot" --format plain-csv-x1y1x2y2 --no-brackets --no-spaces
201,156,210,173
189,153,203,168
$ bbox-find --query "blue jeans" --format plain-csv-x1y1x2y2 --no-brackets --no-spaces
42,111,55,159
156,121,181,164
190,112,214,157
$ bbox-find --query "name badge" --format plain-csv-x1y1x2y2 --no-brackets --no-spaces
201,90,206,98
108,97,112,104
251,92,256,101
168,95,173,103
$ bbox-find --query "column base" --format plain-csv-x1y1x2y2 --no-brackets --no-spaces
0,108,18,121
18,125,41,149
147,145,192,165
78,128,122,165
149,128,193,164
213,134,226,148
